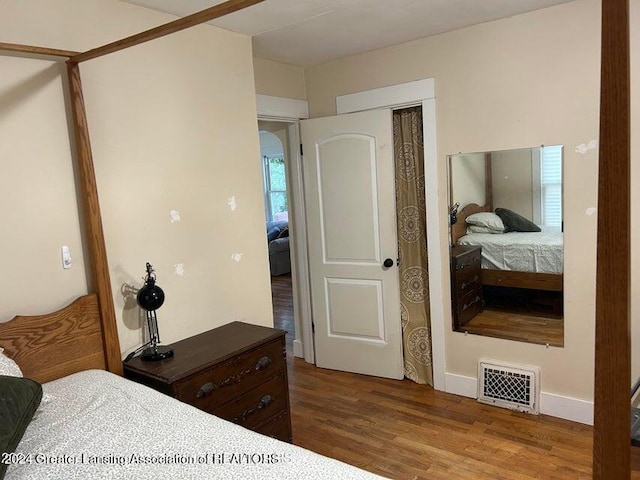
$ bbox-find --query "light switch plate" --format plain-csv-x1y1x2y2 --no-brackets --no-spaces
61,246,72,269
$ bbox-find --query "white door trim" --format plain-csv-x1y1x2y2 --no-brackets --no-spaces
336,79,435,115
285,122,313,362
257,94,309,120
257,95,313,363
335,79,446,391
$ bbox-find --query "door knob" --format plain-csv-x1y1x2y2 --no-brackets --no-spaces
383,258,394,268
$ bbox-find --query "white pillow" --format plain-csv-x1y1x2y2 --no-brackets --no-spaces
0,347,52,407
0,347,23,377
465,212,505,232
467,225,504,234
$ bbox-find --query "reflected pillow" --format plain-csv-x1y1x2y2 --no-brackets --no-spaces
465,212,504,233
466,225,504,234
495,208,541,233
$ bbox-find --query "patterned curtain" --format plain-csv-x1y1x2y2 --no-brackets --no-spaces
393,107,433,386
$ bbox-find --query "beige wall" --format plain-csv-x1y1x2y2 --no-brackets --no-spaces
0,0,273,355
450,153,486,209
491,149,534,220
304,0,604,400
253,57,306,100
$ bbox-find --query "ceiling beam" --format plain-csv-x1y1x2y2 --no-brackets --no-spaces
592,0,630,478
0,42,79,58
70,0,264,64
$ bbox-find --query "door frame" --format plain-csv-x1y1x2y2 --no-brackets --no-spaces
256,83,446,391
257,95,314,363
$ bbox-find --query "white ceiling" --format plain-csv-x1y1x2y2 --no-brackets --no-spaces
120,0,574,66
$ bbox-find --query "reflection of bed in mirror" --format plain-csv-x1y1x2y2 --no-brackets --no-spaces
451,203,563,293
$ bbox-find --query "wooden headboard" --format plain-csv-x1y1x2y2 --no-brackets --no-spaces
0,294,121,383
451,203,492,245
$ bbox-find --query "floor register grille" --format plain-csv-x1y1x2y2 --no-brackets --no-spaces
477,360,540,414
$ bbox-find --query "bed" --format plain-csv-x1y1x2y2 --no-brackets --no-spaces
0,295,385,480
451,203,563,292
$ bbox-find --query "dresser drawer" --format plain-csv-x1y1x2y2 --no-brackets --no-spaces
212,373,288,429
255,411,292,442
454,249,481,271
457,290,482,325
455,266,481,297
175,339,284,411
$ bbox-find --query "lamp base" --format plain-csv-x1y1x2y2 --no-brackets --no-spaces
141,345,174,362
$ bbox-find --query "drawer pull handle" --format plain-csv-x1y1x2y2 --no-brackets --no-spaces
259,394,274,409
461,276,479,290
219,357,274,389
462,296,481,311
196,382,217,398
255,356,272,370
235,395,275,423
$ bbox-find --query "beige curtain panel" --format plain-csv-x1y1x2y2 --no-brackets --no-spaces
393,107,433,386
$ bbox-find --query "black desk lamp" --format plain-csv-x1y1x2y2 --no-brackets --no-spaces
136,262,174,361
449,202,460,225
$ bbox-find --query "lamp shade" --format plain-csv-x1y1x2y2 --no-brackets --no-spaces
136,280,165,311
136,262,173,362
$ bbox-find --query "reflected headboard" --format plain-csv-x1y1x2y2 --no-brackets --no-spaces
451,203,492,245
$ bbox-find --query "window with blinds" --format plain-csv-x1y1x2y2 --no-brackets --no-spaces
539,145,563,230
262,155,288,222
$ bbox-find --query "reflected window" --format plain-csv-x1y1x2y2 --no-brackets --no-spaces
534,145,563,230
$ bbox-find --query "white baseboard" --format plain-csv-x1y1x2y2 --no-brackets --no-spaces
539,391,593,425
293,339,304,358
444,373,477,398
444,372,593,425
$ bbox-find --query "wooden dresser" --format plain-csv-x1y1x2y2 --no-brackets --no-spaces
450,245,483,330
123,321,292,442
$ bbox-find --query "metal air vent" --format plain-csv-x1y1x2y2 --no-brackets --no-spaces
478,360,540,414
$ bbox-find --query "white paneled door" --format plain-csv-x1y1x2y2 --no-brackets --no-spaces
301,109,403,379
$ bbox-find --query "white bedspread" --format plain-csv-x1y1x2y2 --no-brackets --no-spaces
457,230,563,274
6,370,385,480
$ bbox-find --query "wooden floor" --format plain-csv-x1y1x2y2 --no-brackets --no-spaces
269,274,604,479
462,309,564,347
271,273,295,350
289,359,593,479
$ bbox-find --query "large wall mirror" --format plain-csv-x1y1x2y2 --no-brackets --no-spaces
447,146,564,346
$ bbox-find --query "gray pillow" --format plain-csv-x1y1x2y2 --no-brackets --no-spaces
0,376,43,479
267,227,281,242
494,208,541,233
